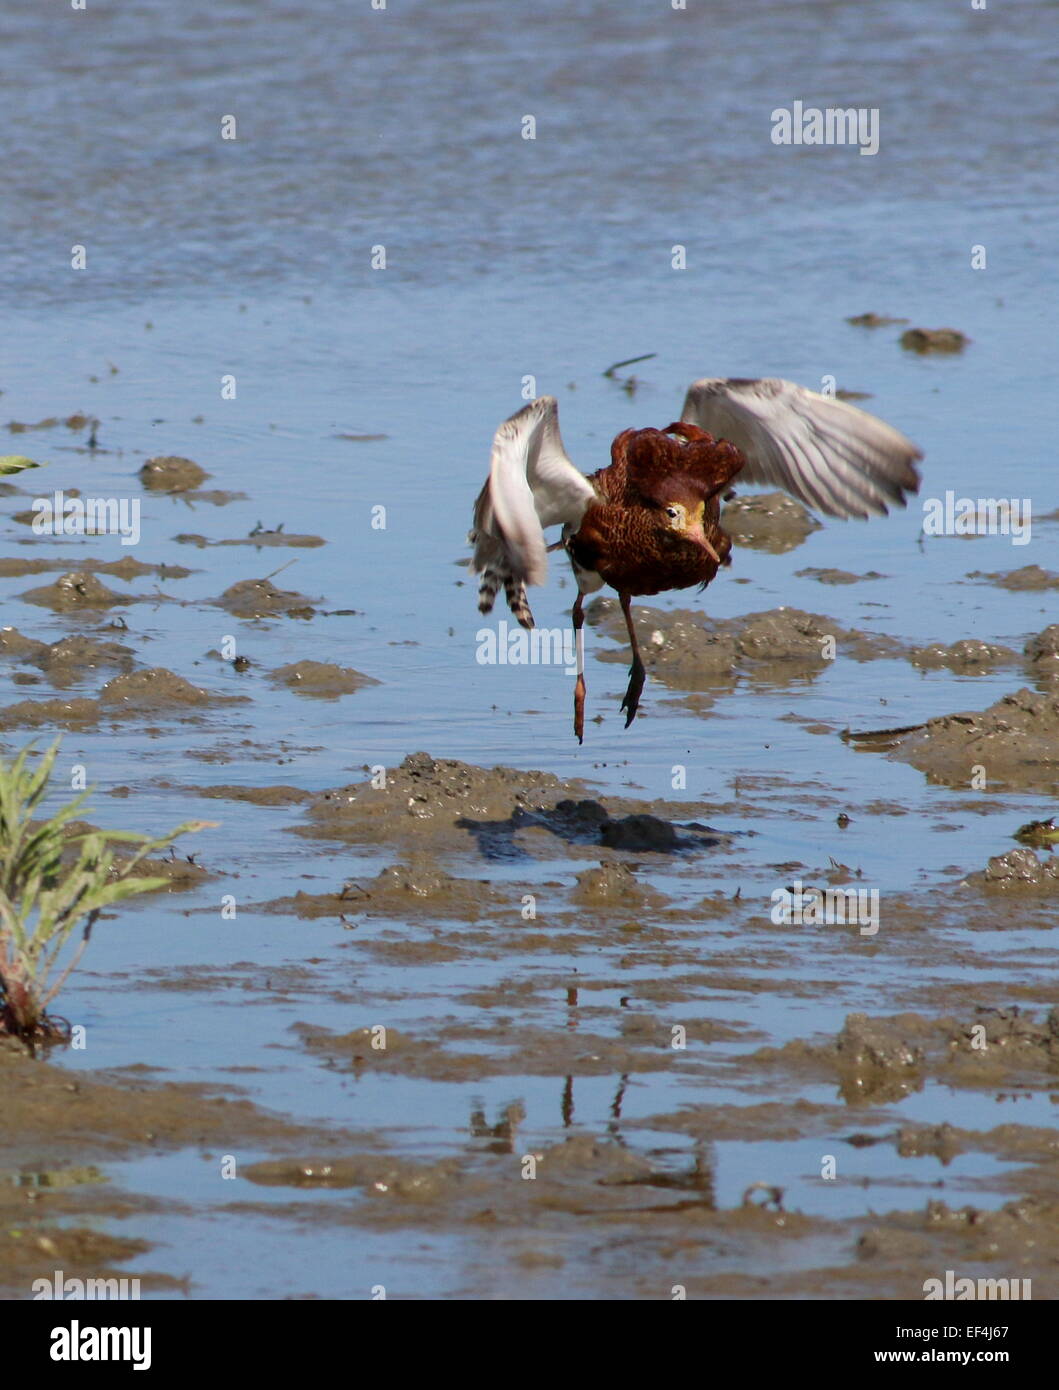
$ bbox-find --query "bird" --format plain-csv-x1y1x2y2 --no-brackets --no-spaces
470,377,922,742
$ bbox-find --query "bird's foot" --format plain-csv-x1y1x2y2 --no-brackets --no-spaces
619,660,645,729
574,674,586,744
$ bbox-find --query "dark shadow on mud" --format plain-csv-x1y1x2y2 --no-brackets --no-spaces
456,797,729,861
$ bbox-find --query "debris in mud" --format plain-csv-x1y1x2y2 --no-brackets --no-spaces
270,660,378,698
721,492,822,553
969,565,1059,591
862,687,1059,793
846,313,909,328
1013,817,1059,850
60,822,215,888
138,456,210,492
899,327,971,354
212,577,316,620
18,571,135,612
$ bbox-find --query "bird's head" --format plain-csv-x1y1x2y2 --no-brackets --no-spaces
650,473,723,564
656,493,707,539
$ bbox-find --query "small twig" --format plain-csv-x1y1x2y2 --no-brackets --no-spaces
603,353,656,379
262,559,297,582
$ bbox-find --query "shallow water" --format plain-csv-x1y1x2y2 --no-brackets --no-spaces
2,0,1057,1299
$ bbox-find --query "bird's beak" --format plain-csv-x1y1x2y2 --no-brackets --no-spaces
687,504,721,564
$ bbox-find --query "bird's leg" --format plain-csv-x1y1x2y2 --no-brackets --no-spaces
618,591,646,728
572,592,586,743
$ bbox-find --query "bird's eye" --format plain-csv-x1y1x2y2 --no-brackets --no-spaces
665,506,681,521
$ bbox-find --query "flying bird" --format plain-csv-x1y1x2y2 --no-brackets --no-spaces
470,378,922,741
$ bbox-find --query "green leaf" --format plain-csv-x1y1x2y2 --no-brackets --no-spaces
0,455,43,476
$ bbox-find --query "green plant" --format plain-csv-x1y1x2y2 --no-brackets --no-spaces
0,739,211,1044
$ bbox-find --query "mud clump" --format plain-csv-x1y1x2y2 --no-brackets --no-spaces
0,666,240,729
194,784,311,807
176,531,324,550
297,753,719,862
945,1006,1059,1081
879,687,1059,793
909,638,1017,671
834,1013,925,1100
214,578,316,620
271,660,378,697
1026,625,1059,685
19,571,132,612
571,862,665,907
796,568,885,585
99,669,214,709
297,1018,676,1082
970,565,1059,591
242,1152,460,1201
259,856,502,921
759,1007,1059,1098
846,312,909,328
721,492,822,553
590,601,907,701
589,602,738,689
41,634,136,686
139,456,210,492
300,752,575,855
968,848,1059,891
0,696,102,730
900,327,970,354
736,610,834,663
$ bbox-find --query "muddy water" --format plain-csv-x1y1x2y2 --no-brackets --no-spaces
1,0,1056,1299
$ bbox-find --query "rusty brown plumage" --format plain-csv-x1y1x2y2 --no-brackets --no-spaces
571,423,742,597
470,385,922,741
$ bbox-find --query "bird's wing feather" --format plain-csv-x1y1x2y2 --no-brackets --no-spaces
680,377,922,519
474,396,595,586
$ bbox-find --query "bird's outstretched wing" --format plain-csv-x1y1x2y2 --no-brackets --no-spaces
680,377,922,519
471,396,595,625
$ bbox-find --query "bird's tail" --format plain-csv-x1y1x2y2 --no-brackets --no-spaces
470,483,536,629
